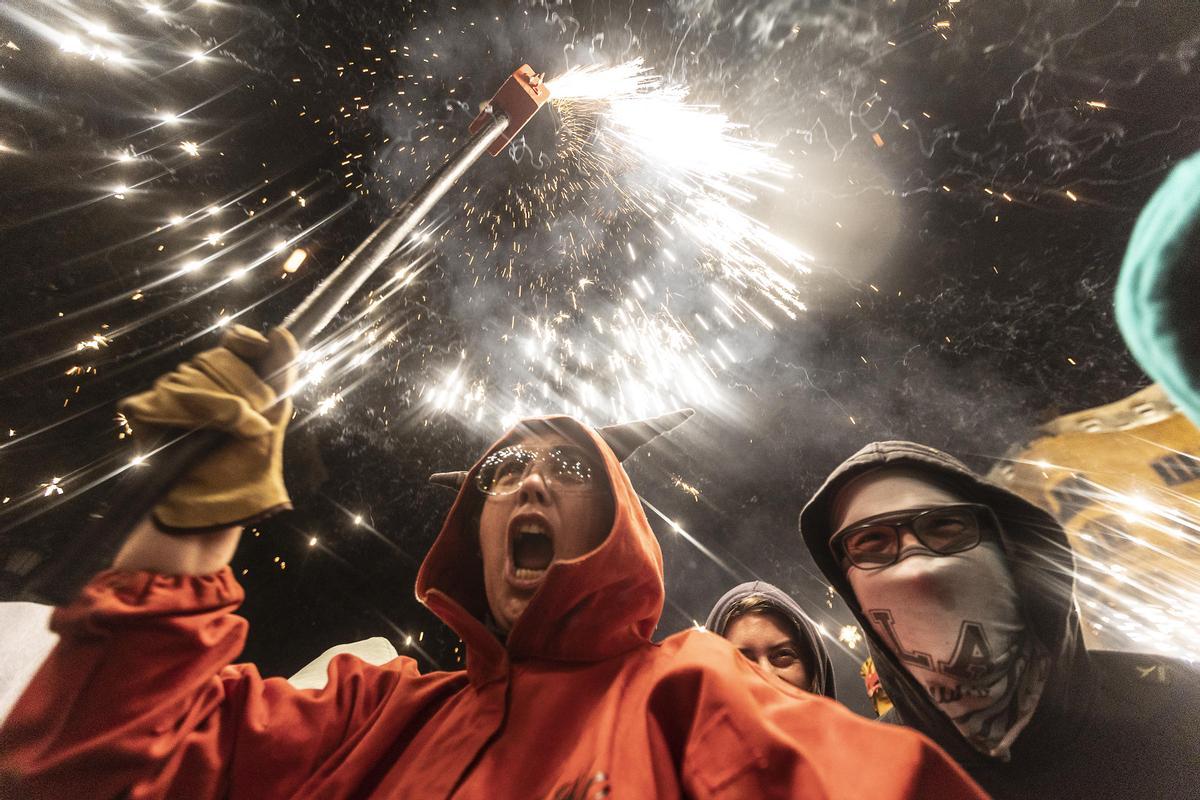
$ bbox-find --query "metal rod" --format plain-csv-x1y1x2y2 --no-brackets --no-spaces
284,110,510,345
29,111,511,598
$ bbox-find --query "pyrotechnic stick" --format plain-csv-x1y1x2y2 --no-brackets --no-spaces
33,66,551,591
283,113,510,343
286,63,551,342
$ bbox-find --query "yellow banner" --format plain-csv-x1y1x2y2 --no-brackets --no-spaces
989,385,1200,660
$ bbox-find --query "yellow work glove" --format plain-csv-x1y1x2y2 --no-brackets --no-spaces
118,325,299,531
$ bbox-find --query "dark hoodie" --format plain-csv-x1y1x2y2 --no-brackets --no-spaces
0,420,987,799
800,440,1200,799
704,581,837,700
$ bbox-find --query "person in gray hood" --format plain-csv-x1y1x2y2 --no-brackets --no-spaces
705,581,836,699
799,440,1200,799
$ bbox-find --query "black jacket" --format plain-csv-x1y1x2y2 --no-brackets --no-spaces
799,441,1200,799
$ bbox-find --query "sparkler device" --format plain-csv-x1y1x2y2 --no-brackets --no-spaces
36,66,553,580
283,64,551,344
469,64,552,157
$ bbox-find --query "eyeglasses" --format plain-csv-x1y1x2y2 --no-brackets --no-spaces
829,503,996,570
474,444,602,496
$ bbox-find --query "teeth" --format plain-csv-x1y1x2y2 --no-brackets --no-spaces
513,567,546,581
518,523,547,536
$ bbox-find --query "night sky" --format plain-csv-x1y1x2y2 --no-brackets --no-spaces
2,0,1199,714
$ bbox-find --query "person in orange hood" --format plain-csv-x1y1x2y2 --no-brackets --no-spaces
0,329,986,799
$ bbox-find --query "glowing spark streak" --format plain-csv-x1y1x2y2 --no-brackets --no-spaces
838,625,863,648
282,248,307,273
998,462,1200,659
641,497,738,580
544,59,810,326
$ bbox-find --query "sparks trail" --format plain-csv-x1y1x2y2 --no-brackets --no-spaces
986,449,1200,662
418,59,817,428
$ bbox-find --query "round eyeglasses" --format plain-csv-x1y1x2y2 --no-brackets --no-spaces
829,503,996,570
474,444,602,496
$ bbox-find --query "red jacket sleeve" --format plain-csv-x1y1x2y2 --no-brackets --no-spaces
661,635,988,800
0,567,406,799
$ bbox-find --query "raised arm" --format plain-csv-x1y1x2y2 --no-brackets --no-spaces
0,326,361,798
0,564,409,798
110,324,295,574
113,516,242,575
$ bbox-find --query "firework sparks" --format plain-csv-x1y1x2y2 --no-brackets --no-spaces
1001,458,1200,662
420,59,814,426
838,625,863,649
546,59,810,315
75,333,111,351
672,474,702,501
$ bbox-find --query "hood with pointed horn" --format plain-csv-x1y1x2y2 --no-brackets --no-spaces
416,415,665,680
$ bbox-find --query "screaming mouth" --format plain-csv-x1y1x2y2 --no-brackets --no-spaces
512,522,554,580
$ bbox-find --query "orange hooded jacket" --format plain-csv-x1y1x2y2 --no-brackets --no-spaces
0,417,987,799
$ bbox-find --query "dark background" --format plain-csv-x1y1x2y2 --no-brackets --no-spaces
2,0,1198,713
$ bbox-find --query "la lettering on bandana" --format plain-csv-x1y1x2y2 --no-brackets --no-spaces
849,541,1051,759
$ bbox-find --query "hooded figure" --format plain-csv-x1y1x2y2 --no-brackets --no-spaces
1115,149,1200,428
704,581,836,699
0,419,987,799
800,440,1200,799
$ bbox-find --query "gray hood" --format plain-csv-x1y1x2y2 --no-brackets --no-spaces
798,441,1092,765
705,581,837,699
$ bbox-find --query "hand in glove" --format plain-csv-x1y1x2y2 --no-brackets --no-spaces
119,325,299,531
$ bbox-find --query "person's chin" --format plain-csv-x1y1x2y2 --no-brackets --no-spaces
500,595,532,631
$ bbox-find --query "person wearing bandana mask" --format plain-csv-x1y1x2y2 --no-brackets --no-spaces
800,441,1200,799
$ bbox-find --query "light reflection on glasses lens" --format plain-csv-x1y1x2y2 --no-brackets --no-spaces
838,505,985,569
475,445,598,495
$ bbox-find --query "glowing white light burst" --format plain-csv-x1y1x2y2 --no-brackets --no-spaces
838,625,863,649
1002,462,1200,663
423,59,814,427
551,60,784,195
1068,483,1200,662
546,59,810,318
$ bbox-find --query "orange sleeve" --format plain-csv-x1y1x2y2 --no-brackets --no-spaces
662,636,988,800
0,567,405,799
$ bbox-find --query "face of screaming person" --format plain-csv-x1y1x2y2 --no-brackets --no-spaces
478,430,615,634
723,611,813,691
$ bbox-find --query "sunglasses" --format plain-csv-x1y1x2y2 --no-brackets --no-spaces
474,444,603,496
829,503,997,570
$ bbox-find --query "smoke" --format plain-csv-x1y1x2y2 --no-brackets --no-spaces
2,0,1197,697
